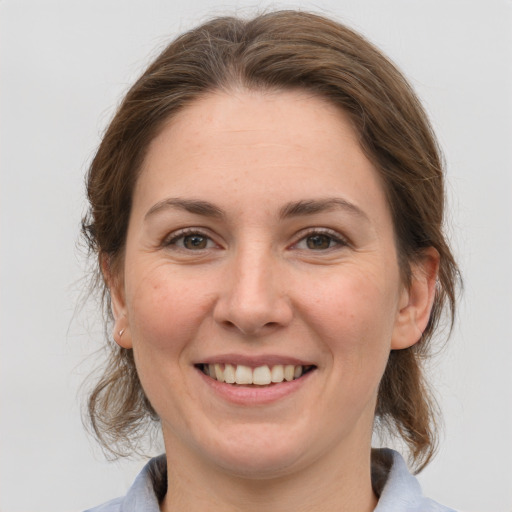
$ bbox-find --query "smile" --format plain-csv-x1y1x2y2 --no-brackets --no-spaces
198,363,316,386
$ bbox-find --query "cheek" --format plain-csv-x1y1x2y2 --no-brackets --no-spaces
299,263,400,375
126,264,213,355
304,264,399,335
123,266,216,419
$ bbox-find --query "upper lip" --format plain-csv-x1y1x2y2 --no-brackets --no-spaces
194,354,316,367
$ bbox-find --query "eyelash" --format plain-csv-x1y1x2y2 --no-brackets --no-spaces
163,227,349,252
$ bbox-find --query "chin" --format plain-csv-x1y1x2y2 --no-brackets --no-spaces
198,424,313,479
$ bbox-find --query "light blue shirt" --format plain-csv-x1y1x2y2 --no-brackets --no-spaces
85,449,456,512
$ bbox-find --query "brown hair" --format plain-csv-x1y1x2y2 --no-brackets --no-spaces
82,10,460,472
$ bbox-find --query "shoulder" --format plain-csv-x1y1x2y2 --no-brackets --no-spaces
83,455,166,512
84,497,123,512
373,449,458,512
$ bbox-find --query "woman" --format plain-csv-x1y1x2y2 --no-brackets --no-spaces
83,10,459,511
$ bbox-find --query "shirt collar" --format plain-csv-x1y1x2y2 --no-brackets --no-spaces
119,449,455,512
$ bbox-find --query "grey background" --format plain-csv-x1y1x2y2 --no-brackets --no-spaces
1,1,511,511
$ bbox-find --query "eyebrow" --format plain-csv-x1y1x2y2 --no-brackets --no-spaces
144,197,368,222
279,198,369,221
145,198,224,220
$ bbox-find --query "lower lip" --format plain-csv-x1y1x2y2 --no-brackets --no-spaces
196,367,315,405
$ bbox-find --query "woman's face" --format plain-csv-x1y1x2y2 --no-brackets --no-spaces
112,89,432,478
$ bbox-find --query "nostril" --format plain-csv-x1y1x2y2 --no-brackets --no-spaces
220,319,282,336
213,292,293,335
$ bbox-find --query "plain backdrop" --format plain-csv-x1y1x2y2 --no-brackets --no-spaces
1,1,511,511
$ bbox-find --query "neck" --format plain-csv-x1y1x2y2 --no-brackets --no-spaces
160,438,377,512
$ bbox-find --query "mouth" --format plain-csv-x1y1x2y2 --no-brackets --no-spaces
196,363,316,386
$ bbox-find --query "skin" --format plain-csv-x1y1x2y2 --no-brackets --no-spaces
109,89,438,512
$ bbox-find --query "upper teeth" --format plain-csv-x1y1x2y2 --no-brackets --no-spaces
203,363,306,385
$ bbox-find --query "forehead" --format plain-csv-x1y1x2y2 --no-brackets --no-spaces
135,89,390,224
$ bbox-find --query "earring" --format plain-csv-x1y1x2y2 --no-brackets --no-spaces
119,328,125,337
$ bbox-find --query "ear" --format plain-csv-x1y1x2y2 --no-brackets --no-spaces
391,247,440,350
101,254,133,349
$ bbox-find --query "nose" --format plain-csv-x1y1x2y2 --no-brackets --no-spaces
213,245,293,337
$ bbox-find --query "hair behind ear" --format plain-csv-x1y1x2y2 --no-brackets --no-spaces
376,347,439,473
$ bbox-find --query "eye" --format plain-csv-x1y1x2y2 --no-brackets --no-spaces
181,234,210,250
165,230,217,250
293,230,348,251
305,234,334,250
